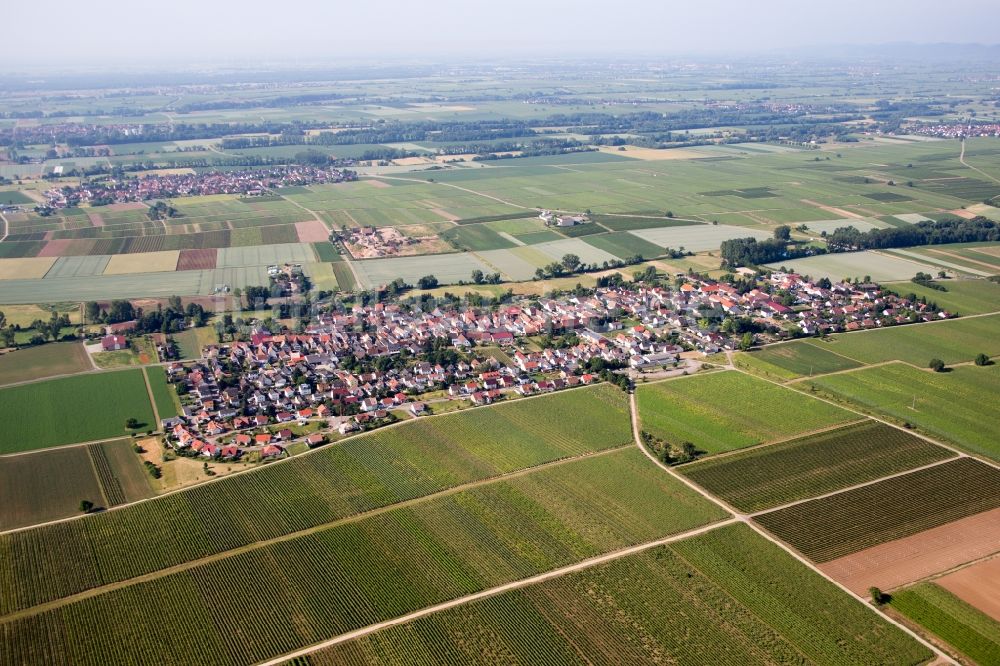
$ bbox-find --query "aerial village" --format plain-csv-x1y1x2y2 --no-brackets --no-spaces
158,271,947,462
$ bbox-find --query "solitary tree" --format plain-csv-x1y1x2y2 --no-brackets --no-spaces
79,500,94,514
561,253,581,272
125,417,140,430
869,587,887,605
928,358,946,373
975,353,991,366
740,332,754,351
773,225,791,241
417,275,439,290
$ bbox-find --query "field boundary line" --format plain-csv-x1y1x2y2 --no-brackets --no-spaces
886,550,1000,594
628,391,955,664
0,435,135,461
141,366,161,428
959,138,1000,185
747,455,962,519
0,446,631,621
251,516,739,666
671,417,870,467
365,174,534,211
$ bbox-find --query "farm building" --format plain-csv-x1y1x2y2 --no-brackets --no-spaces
101,335,128,352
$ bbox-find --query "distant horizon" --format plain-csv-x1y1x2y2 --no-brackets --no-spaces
5,0,1000,69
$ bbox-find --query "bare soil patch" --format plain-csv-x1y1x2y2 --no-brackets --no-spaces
37,239,75,257
936,556,1000,622
950,208,977,219
176,248,218,271
294,219,329,243
86,212,104,227
819,507,1000,595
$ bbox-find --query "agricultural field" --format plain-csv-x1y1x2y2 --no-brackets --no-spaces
803,362,1000,460
441,225,514,251
887,243,1000,277
0,370,156,453
937,557,1000,624
0,447,105,531
0,385,633,613
808,313,1000,366
629,224,770,251
770,251,942,282
890,583,1000,666
581,231,665,259
0,447,727,665
145,366,180,419
818,508,1000,596
86,439,154,506
754,457,1000,562
300,524,930,666
680,420,954,512
636,371,852,454
0,343,92,385
733,340,861,380
351,253,494,289
885,278,1000,315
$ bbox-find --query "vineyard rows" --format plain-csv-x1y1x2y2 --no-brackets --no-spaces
755,457,1000,562
0,385,632,615
86,444,127,507
681,420,954,512
0,448,724,666
298,524,929,666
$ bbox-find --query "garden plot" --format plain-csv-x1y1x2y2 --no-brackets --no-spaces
352,253,494,289
216,243,316,268
630,224,769,251
769,251,939,281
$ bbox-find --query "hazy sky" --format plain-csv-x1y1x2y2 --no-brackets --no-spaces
5,0,1000,66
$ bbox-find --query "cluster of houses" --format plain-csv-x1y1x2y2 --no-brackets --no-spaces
899,122,1000,139
39,165,356,209
154,271,943,461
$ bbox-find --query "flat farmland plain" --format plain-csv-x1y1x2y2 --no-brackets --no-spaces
754,457,1000,563
803,362,1000,460
0,385,633,614
0,370,155,453
301,524,930,666
629,224,770,251
636,371,852,454
0,448,726,666
680,420,954,512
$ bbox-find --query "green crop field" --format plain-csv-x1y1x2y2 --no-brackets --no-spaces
680,420,954,512
301,524,930,666
441,225,515,251
803,362,1000,460
0,447,105,531
811,314,1000,366
0,370,155,453
0,448,726,665
590,214,700,231
581,231,664,259
636,371,852,454
772,251,941,282
734,340,862,380
311,242,341,262
0,343,92,386
754,457,1000,562
890,583,1000,666
886,278,1000,315
0,385,632,614
145,366,179,419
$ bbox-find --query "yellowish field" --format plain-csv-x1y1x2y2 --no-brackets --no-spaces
598,145,708,161
303,262,338,291
103,250,180,275
391,156,434,166
0,303,81,327
0,257,57,280
136,168,196,178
